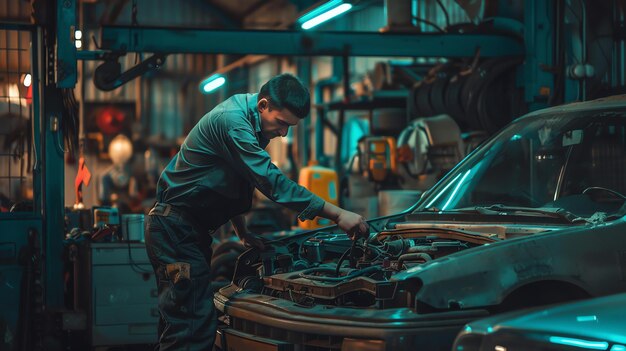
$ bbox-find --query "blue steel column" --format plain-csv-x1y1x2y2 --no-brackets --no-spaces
524,0,555,111
42,85,65,307
56,0,77,88
43,0,72,306
314,56,343,166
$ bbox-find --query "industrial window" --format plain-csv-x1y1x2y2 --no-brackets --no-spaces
0,28,34,213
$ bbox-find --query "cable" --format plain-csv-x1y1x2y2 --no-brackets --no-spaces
126,234,151,274
334,243,354,277
413,16,445,33
122,218,151,274
131,0,141,65
435,0,450,30
60,89,79,155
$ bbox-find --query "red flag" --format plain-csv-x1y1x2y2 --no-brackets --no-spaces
75,157,92,206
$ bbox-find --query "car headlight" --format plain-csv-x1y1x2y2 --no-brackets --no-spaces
452,333,484,351
341,338,386,351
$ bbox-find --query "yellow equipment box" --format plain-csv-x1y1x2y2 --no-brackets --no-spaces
298,165,338,230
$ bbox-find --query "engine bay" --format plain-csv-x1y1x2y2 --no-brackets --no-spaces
229,223,552,309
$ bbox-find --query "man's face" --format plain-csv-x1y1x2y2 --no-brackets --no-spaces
258,98,301,139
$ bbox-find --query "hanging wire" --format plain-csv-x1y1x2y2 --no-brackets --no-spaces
435,0,451,30
413,16,445,33
61,88,79,155
131,0,142,65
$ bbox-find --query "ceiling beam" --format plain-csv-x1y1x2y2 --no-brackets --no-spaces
100,25,524,57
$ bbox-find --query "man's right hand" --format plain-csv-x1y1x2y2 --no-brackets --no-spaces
319,202,370,240
336,210,370,240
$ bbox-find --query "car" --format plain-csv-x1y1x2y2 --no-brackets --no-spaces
453,292,626,351
214,95,626,351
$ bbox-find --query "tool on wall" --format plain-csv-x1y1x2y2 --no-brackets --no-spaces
93,53,167,91
397,114,465,179
357,136,398,183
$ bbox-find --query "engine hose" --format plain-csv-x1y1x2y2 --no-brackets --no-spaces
300,265,382,282
335,245,353,277
397,253,432,270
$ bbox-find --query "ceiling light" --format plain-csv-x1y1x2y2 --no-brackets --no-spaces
299,0,353,30
200,74,226,94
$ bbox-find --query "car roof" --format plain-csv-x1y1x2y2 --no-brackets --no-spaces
519,94,626,121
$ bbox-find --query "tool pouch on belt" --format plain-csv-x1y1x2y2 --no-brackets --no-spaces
166,262,191,303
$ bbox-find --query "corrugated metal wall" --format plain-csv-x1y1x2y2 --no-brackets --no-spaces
0,0,478,206
416,0,472,31
85,0,232,27
0,0,30,22
70,0,224,207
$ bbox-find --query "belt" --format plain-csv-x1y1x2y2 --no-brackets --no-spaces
149,202,212,234
149,202,189,222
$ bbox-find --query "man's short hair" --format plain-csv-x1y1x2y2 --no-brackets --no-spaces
259,73,310,119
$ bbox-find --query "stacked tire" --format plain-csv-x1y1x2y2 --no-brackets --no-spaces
408,58,525,135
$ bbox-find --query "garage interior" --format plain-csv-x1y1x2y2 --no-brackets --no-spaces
1,0,626,350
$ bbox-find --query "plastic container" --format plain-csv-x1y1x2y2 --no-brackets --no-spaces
298,165,338,230
121,214,145,242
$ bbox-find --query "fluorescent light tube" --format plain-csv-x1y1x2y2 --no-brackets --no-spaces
300,1,353,30
200,75,226,93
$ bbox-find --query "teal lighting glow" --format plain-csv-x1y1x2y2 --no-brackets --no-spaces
611,345,626,351
329,180,337,200
549,336,608,350
510,134,522,141
199,74,226,93
576,315,598,322
424,172,463,209
299,0,353,30
441,169,472,210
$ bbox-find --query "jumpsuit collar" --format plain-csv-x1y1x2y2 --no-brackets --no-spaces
247,93,262,134
247,93,269,146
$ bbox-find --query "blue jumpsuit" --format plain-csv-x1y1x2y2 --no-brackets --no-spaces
144,93,324,350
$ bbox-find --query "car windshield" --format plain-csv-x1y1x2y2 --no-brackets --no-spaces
415,110,626,220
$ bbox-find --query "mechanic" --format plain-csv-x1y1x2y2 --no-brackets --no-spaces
144,73,370,350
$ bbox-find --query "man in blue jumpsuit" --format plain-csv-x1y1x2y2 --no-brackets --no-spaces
145,74,370,350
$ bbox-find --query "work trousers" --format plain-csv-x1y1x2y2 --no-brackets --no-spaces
145,203,216,351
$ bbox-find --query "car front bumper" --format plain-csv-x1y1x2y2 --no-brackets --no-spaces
214,286,489,351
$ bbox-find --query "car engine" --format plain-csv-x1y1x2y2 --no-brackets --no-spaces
230,226,499,309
